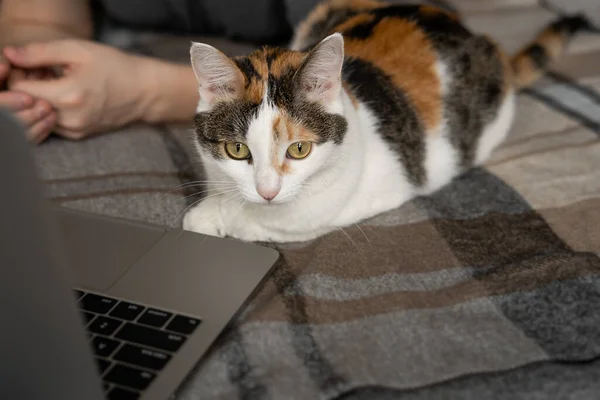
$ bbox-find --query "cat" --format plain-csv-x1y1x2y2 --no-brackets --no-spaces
182,0,589,243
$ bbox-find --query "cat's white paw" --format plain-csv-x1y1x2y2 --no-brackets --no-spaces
182,197,225,238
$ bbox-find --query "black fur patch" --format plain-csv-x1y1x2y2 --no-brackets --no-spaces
233,58,262,87
298,8,359,51
338,5,471,53
289,100,348,144
426,0,459,15
266,60,348,144
526,44,549,70
265,47,287,68
194,100,260,158
550,14,592,35
194,53,347,154
267,66,295,108
342,57,426,186
444,36,506,167
343,19,377,40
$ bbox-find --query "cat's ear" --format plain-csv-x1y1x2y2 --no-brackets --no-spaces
295,33,345,105
190,42,244,105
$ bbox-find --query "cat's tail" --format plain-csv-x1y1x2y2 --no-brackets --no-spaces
511,14,595,89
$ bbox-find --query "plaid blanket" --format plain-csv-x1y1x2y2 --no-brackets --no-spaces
35,1,600,398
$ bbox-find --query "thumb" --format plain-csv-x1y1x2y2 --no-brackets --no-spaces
4,40,79,68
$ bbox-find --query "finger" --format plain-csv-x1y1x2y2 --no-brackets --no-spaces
0,91,34,111
28,112,58,144
10,78,67,103
14,99,52,126
4,40,79,68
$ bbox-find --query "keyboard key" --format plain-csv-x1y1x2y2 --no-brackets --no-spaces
104,364,156,391
80,294,118,314
95,358,111,374
110,302,145,321
81,311,96,325
114,344,171,371
103,383,111,392
166,315,201,335
137,308,172,328
108,387,140,400
116,323,186,352
89,316,122,336
91,336,120,357
74,290,85,299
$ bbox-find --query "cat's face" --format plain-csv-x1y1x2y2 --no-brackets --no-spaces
190,34,347,204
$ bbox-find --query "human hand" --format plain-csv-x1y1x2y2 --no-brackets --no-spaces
5,39,150,140
0,57,57,143
0,21,87,143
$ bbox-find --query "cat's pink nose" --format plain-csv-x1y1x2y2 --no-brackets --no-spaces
257,186,280,201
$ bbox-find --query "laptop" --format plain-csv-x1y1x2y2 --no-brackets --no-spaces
0,109,280,400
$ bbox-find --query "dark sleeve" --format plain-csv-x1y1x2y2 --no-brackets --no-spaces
201,0,292,43
284,0,321,29
96,0,296,43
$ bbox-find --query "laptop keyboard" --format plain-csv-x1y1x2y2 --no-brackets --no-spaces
75,290,202,400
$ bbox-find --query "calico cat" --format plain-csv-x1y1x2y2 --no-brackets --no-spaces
183,0,589,243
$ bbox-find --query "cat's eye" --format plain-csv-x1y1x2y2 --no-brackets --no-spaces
287,141,312,160
225,142,251,160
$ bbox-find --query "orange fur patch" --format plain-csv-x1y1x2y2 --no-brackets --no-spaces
248,53,269,78
538,30,566,58
511,54,542,89
341,17,442,132
244,79,265,103
304,0,382,27
510,23,571,89
269,51,306,78
510,29,565,89
271,113,321,175
237,49,307,103
272,115,281,138
238,53,267,103
293,0,382,49
333,13,375,33
285,117,294,142
271,115,284,174
295,125,320,143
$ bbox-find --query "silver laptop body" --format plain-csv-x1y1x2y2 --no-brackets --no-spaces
0,110,280,400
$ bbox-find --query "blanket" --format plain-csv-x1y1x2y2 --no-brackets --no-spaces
35,1,600,398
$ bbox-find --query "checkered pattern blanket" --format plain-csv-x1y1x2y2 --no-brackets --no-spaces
35,1,600,398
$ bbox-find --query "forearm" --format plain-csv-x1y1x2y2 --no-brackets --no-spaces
137,57,199,124
0,0,92,43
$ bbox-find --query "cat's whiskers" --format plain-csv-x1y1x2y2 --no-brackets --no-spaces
171,188,239,225
335,225,362,253
230,195,247,214
223,191,245,209
300,200,359,251
161,180,237,200
353,223,372,248
182,186,238,201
